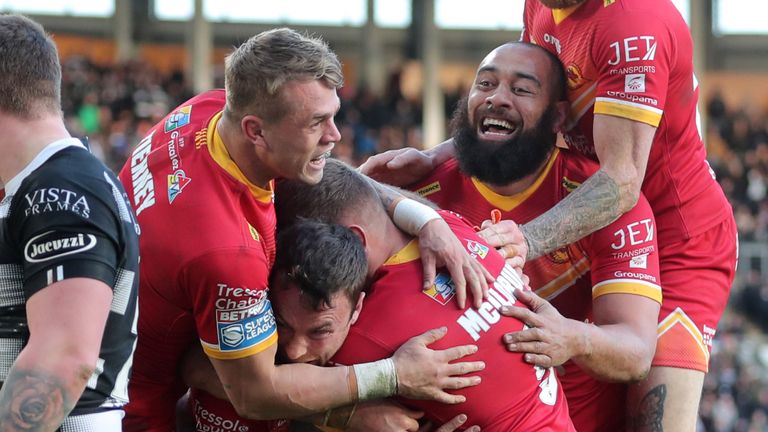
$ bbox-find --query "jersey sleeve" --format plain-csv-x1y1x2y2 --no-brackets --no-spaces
182,248,278,360
12,171,124,299
584,194,661,303
591,9,674,127
521,0,534,42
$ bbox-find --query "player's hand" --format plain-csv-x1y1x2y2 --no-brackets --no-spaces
393,327,484,404
358,148,435,186
418,414,481,432
418,219,493,309
477,219,529,274
500,290,582,368
347,400,424,432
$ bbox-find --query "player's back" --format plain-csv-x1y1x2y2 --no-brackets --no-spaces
332,213,574,431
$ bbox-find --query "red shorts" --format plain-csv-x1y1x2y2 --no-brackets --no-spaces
188,388,289,432
653,216,738,372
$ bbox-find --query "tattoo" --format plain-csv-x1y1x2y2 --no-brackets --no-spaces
0,369,73,431
366,177,400,213
521,169,622,259
628,384,666,432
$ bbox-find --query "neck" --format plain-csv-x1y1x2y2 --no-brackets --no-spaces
0,112,70,185
217,113,274,189
483,150,553,197
363,215,413,279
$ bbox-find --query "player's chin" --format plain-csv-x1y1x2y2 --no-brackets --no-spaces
299,163,325,185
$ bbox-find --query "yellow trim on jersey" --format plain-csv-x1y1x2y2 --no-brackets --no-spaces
657,307,709,360
552,4,583,24
594,98,663,127
535,255,590,300
201,331,278,360
384,239,420,266
206,112,274,203
470,148,559,212
592,279,662,303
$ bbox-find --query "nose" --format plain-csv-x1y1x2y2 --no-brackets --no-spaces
325,119,342,143
485,87,514,110
282,335,309,363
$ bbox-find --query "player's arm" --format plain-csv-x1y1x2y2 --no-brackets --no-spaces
367,176,492,309
207,326,481,420
519,116,655,259
358,139,456,186
501,289,658,382
0,278,113,431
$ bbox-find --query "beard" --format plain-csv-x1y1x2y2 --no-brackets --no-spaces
451,98,558,186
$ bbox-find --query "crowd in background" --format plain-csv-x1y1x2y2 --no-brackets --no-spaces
60,57,768,432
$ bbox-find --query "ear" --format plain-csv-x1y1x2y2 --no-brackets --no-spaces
347,224,368,248
350,291,366,325
241,114,268,150
552,100,570,133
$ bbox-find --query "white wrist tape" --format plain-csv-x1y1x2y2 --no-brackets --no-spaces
352,358,398,401
393,198,441,235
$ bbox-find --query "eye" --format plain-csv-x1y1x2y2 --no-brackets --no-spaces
477,80,492,88
512,87,532,95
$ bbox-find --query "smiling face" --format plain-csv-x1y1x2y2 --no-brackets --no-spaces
259,79,341,185
272,282,362,366
453,43,563,185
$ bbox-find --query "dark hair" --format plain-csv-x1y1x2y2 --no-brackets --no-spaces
270,220,367,310
0,14,62,117
275,159,382,230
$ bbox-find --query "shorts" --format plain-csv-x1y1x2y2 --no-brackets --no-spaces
653,216,738,372
189,388,289,432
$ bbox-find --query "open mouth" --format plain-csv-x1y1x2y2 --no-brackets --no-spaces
310,150,332,165
480,117,517,136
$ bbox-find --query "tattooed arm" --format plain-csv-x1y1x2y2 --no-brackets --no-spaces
522,115,656,259
0,278,112,431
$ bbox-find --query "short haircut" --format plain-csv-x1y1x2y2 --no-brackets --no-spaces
270,220,367,310
0,14,62,118
224,27,343,123
275,159,382,231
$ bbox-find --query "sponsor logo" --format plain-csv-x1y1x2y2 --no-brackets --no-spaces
565,63,586,90
130,132,156,215
23,188,91,219
547,247,570,265
167,169,192,204
167,131,185,170
625,74,646,93
608,36,657,66
465,240,489,260
609,65,656,76
611,218,654,250
703,324,716,348
543,33,561,54
611,244,655,260
247,223,260,241
415,181,441,197
215,283,268,310
603,0,616,6
629,253,648,269
613,270,657,283
423,273,456,305
193,398,250,432
606,91,658,106
216,298,276,352
24,231,97,263
164,106,192,133
561,176,581,193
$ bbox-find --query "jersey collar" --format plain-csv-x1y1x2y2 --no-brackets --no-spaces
383,239,421,266
5,137,86,196
206,112,273,204
470,148,559,212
